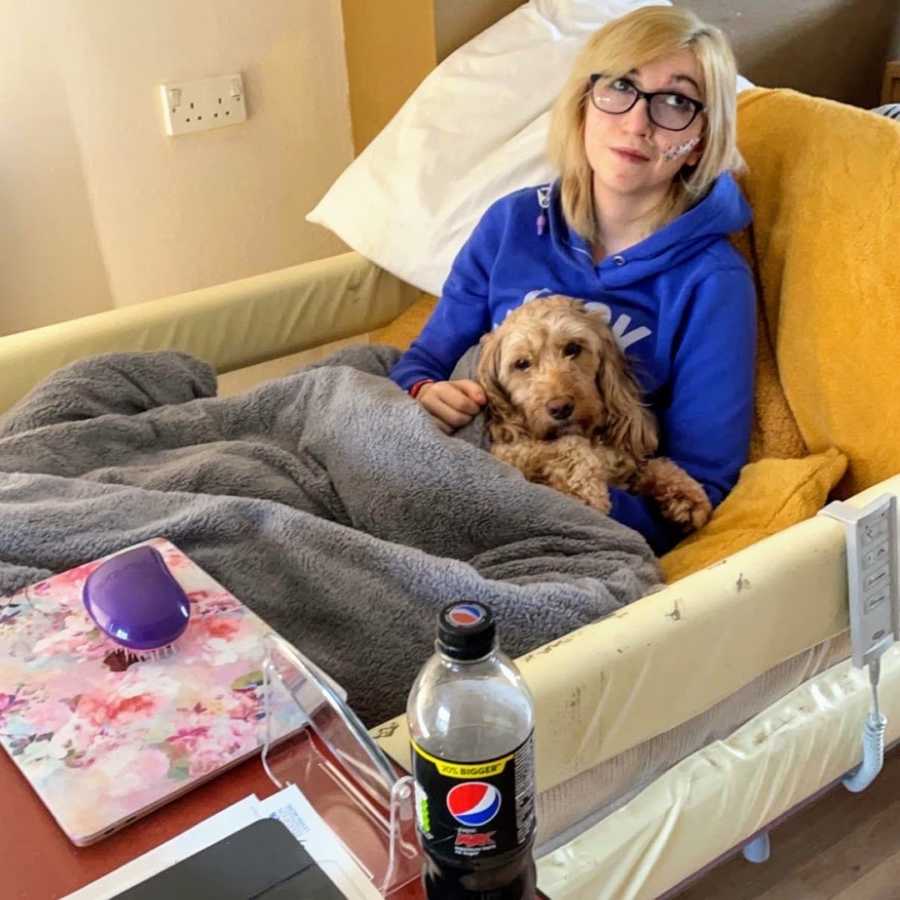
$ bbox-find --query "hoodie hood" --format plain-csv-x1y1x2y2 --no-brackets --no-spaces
549,172,752,289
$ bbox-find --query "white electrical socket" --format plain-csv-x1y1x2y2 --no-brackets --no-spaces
160,73,247,136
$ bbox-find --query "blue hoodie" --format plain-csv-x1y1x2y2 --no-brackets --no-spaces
389,173,756,555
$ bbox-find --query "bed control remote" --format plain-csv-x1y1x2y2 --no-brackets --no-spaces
820,495,899,668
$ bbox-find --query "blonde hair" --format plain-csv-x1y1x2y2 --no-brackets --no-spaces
547,6,745,245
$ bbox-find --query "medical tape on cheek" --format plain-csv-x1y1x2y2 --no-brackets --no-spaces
661,136,700,162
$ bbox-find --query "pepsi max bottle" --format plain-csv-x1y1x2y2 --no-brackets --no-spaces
407,601,537,899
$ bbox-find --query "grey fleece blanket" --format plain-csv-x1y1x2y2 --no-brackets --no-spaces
0,346,660,724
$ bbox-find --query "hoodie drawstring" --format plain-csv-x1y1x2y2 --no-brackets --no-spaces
536,185,551,236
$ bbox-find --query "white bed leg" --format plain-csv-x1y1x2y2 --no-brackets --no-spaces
742,831,770,863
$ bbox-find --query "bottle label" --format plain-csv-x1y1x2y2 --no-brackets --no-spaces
411,731,535,860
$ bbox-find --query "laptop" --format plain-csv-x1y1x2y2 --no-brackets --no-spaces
0,538,314,846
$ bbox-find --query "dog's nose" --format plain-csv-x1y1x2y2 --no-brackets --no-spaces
547,400,574,421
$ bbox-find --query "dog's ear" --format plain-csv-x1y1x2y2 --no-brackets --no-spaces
592,324,658,461
477,330,510,414
477,330,526,443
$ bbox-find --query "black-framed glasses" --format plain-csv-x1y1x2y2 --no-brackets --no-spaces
589,74,705,132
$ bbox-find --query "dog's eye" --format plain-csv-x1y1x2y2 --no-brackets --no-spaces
513,358,531,371
563,342,582,359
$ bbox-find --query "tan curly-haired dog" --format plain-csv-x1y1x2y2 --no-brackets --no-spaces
477,295,711,531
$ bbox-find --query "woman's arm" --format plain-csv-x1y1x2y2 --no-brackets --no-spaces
609,265,756,555
388,205,502,391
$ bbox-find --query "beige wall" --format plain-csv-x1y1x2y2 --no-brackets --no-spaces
1,0,352,335
680,0,900,109
340,0,523,155
433,0,523,62
341,0,437,154
2,3,115,332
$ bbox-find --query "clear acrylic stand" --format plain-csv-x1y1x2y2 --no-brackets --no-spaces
261,632,421,895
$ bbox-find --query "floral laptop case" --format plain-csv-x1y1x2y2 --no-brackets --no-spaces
0,538,312,845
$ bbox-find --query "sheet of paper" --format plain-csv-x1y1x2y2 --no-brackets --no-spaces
64,782,395,900
62,794,263,900
257,783,383,900
64,786,389,900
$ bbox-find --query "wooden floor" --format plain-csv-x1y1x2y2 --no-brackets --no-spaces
677,745,900,900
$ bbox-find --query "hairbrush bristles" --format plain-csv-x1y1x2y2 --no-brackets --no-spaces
125,643,178,663
102,643,179,672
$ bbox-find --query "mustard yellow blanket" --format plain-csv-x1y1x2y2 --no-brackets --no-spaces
736,88,900,492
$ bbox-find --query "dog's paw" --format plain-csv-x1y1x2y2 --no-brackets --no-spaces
659,488,712,530
545,471,610,513
546,436,611,512
637,458,712,531
570,480,611,513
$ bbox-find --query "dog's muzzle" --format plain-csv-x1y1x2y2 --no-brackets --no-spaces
546,399,574,421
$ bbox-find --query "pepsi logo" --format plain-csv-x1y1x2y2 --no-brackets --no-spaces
446,782,501,827
446,604,484,628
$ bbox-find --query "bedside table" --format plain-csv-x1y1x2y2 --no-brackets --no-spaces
884,60,900,104
0,738,429,899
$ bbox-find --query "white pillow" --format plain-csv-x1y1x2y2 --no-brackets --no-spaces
308,0,753,297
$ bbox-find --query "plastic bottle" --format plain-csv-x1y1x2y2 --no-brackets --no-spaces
407,601,537,899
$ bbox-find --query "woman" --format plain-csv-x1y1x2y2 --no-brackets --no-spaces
389,6,755,555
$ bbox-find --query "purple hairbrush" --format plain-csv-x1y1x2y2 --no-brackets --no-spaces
83,545,191,661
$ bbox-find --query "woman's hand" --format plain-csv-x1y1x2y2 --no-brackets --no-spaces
417,379,486,434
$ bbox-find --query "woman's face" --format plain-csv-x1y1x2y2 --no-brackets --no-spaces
583,49,706,203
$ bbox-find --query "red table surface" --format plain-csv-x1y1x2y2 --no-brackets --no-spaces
2,743,424,900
